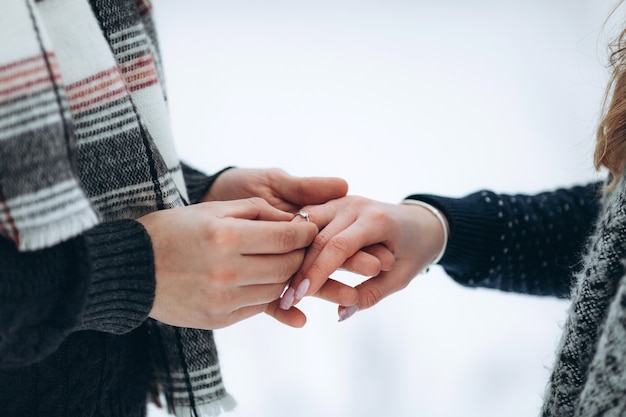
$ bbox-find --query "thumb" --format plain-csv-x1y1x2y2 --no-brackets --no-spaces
278,176,349,206
209,197,294,222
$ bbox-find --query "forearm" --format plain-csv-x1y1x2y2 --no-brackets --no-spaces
0,219,155,368
408,182,603,298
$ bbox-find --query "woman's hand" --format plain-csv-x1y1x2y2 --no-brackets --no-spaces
276,196,448,320
139,197,318,329
205,167,390,322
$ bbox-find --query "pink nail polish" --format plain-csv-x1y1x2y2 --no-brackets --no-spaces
338,304,359,322
279,287,295,310
294,279,310,300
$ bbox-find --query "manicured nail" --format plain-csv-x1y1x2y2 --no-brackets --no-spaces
294,279,310,300
338,304,359,322
279,287,295,310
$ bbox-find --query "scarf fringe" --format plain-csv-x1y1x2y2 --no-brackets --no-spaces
17,208,99,252
171,393,237,417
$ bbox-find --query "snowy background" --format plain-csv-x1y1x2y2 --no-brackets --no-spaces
149,1,617,416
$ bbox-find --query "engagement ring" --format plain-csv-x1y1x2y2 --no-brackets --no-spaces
295,211,310,222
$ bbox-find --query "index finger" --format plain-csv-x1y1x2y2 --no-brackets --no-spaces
279,206,386,309
236,218,318,255
302,221,376,291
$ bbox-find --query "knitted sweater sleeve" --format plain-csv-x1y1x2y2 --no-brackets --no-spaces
0,163,225,368
407,182,603,298
0,220,155,368
181,163,234,204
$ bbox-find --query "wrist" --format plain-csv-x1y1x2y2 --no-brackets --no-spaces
182,164,235,204
200,166,238,202
401,199,449,267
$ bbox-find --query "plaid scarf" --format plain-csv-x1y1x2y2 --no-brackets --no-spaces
0,0,234,415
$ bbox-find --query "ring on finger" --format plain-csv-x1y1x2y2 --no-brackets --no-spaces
295,210,310,222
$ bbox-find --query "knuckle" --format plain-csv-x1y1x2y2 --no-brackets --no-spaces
281,251,304,278
367,206,390,224
206,266,237,288
351,195,370,209
310,231,332,252
360,286,384,309
203,289,234,317
278,226,299,250
381,252,396,271
327,235,351,255
209,225,242,248
361,258,382,277
345,254,377,276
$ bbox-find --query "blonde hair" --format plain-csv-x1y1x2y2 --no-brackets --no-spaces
595,1,626,190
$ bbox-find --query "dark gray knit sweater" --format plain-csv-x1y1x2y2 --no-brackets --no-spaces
0,164,220,417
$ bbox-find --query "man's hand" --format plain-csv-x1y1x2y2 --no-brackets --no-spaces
140,198,318,329
202,168,348,212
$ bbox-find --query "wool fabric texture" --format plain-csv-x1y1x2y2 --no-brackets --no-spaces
542,175,626,416
0,0,234,416
410,178,626,416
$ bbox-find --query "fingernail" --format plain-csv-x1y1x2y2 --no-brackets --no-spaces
279,287,295,310
294,279,310,300
338,304,359,322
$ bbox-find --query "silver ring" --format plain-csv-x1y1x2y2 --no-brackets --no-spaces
295,210,310,222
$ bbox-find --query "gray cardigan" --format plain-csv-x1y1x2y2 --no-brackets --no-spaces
543,174,626,416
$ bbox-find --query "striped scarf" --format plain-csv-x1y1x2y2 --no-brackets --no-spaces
0,0,234,415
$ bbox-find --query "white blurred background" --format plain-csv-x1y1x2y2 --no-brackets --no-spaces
149,1,617,416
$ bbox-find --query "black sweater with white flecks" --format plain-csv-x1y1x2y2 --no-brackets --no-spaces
408,180,626,416
408,182,603,298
